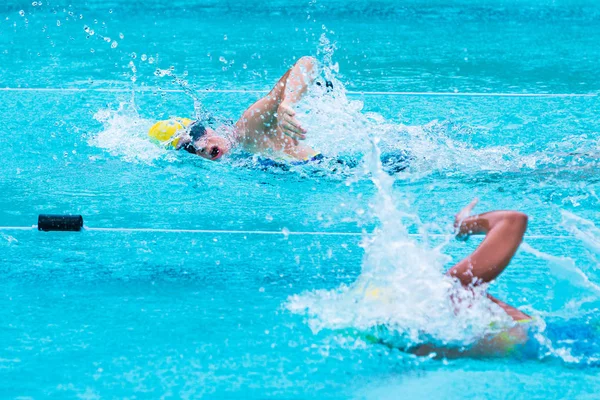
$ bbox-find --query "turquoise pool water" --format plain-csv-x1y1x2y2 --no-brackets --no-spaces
1,0,600,398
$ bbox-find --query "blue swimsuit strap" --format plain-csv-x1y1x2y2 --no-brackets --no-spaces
289,153,324,166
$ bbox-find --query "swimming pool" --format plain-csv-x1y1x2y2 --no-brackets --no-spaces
1,0,600,398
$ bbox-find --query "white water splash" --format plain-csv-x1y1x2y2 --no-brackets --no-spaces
287,138,512,350
89,100,176,164
521,242,600,296
561,210,600,257
287,37,529,349
0,233,18,246
295,77,523,176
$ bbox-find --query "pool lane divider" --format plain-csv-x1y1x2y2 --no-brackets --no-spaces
0,214,574,240
38,215,83,232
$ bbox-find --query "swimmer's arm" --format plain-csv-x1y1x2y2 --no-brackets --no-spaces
277,56,318,141
282,142,318,161
235,57,315,139
235,86,285,144
234,57,318,158
280,56,317,105
449,209,528,285
454,210,527,237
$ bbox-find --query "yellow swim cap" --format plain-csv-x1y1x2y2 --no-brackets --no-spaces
148,117,193,148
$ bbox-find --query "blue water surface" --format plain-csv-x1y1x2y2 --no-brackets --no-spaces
1,0,600,398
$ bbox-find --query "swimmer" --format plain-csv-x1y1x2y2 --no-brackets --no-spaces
413,198,532,357
150,56,321,162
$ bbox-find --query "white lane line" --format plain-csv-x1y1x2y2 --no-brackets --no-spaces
0,226,35,231
85,228,575,239
0,225,575,239
353,91,597,98
86,227,363,236
0,87,596,98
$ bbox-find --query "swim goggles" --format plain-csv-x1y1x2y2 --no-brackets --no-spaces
181,120,208,154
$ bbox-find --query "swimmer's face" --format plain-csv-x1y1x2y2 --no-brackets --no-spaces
191,128,230,161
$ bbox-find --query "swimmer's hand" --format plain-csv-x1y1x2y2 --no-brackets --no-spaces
454,197,479,240
277,101,306,141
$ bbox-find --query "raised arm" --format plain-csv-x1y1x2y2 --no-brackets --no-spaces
280,56,317,105
235,56,318,159
447,201,528,287
236,57,316,133
275,56,317,141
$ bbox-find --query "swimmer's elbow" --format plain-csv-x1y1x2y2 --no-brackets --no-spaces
296,56,317,71
512,212,528,226
505,212,528,234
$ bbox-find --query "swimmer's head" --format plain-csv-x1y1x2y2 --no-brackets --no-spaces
177,120,231,161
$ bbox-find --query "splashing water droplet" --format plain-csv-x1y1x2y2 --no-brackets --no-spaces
119,32,124,39
219,56,227,63
111,41,118,49
141,54,147,61
154,68,172,77
19,10,25,16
